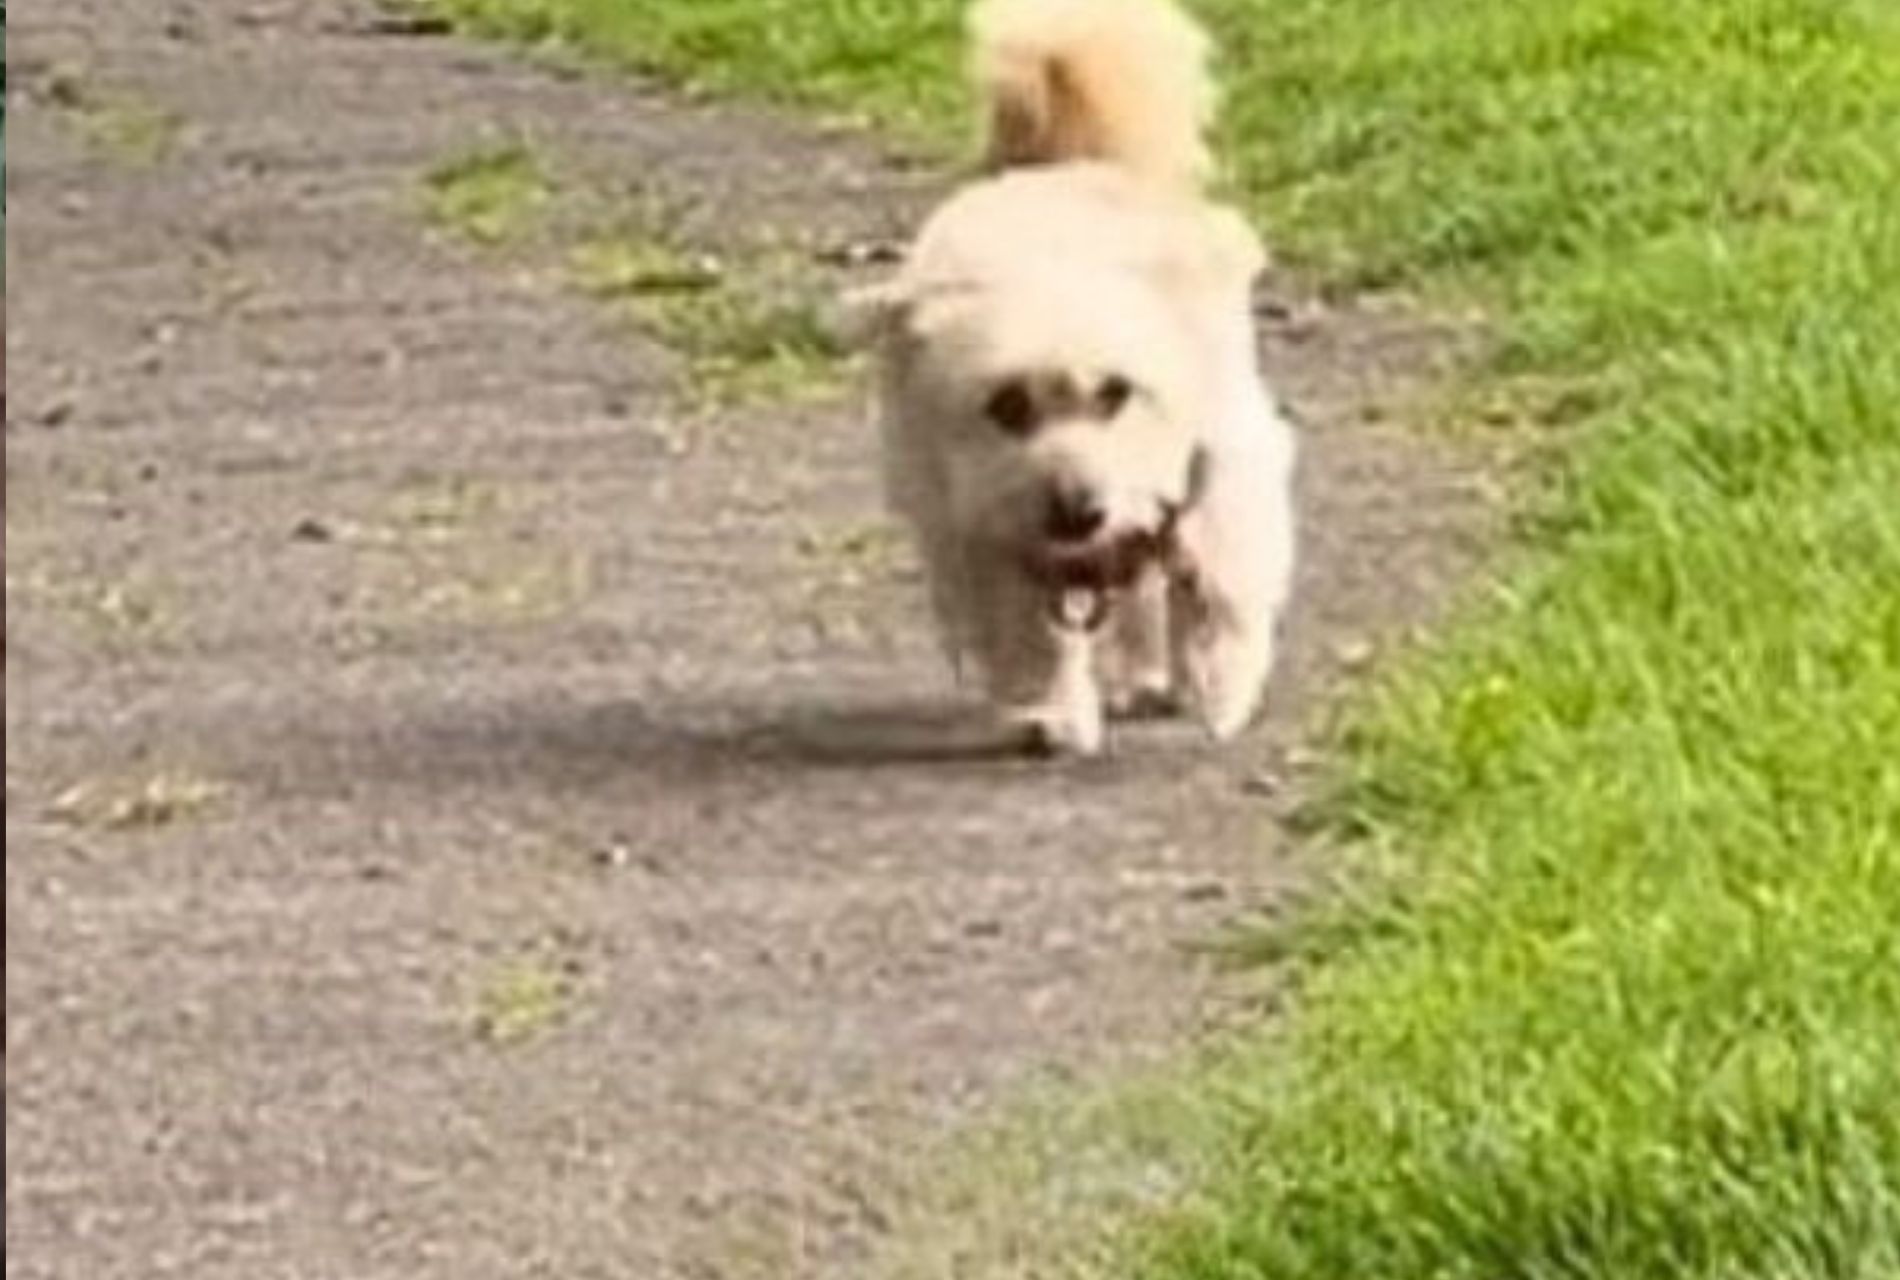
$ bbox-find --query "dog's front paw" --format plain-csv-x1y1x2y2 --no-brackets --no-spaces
1182,630,1273,741
1003,702,1106,758
1103,677,1180,721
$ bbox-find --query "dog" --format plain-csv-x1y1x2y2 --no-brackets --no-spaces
850,0,1295,755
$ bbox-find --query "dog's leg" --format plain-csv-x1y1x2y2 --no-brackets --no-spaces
1169,472,1293,742
1173,573,1278,740
1102,561,1177,718
971,565,1104,756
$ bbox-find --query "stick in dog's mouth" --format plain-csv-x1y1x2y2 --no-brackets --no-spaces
1055,585,1110,631
1039,532,1167,631
1035,446,1213,633
1029,535,1149,630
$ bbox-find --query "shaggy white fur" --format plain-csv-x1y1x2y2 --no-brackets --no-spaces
852,0,1296,754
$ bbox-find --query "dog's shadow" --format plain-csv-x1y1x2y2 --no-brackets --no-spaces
254,680,1232,804
260,687,1188,802
754,699,1037,767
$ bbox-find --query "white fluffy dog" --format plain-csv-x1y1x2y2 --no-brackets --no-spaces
852,0,1296,755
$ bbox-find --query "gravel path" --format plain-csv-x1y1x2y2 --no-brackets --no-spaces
5,3,1488,1276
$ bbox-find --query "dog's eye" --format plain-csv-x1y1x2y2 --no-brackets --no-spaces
1095,374,1135,418
985,380,1037,436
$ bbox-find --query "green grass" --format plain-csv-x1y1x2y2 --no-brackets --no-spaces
421,141,553,244
471,951,579,1045
421,0,965,139
417,137,844,404
569,210,847,405
48,769,227,831
36,68,183,165
427,1,1900,1274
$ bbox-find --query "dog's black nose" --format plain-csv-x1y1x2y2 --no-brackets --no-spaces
1044,487,1107,542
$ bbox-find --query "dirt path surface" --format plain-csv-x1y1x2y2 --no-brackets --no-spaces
5,4,1487,1277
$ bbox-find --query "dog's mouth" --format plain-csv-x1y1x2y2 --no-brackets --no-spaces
1023,531,1161,631
1021,447,1212,632
1024,531,1156,590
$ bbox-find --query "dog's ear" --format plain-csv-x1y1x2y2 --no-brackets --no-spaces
838,279,915,349
841,277,981,352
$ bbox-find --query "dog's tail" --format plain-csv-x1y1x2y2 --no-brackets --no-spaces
970,0,1213,192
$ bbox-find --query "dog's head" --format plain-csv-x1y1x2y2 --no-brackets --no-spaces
853,264,1212,592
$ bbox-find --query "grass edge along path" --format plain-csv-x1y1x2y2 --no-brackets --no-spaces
425,1,1900,1275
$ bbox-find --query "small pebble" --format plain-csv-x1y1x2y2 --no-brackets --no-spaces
590,842,631,870
1334,637,1377,671
361,12,453,37
1241,770,1282,798
815,239,904,268
289,516,334,543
